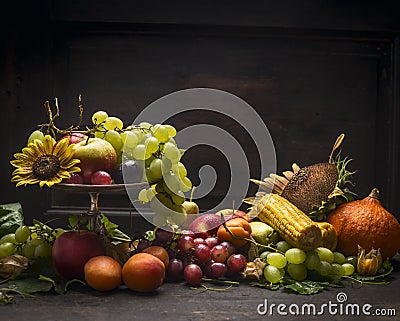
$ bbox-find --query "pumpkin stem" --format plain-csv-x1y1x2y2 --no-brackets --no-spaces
369,188,380,199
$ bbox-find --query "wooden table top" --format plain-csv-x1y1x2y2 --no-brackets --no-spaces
2,257,399,321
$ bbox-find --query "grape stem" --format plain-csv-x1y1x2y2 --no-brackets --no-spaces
193,276,240,293
201,278,240,286
40,98,84,137
38,97,151,140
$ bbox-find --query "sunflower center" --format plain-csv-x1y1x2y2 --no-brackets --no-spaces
32,155,61,180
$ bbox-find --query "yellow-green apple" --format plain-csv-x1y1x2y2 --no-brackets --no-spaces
249,221,279,245
72,138,117,183
52,230,105,280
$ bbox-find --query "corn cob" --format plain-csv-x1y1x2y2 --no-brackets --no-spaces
317,222,338,250
254,193,322,251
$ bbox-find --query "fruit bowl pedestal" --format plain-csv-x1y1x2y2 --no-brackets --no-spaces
53,183,148,232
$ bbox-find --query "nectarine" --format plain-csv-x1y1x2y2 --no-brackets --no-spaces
122,253,165,292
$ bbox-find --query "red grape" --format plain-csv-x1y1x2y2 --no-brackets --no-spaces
203,260,213,278
113,160,142,184
227,254,247,273
180,230,196,239
193,244,211,263
155,228,173,244
91,170,112,185
205,237,219,248
177,235,195,254
208,262,227,278
184,264,203,286
193,238,206,246
136,239,151,252
194,231,210,239
64,173,83,184
211,244,229,263
219,241,235,256
166,258,184,282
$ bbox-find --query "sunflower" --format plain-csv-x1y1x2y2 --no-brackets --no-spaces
10,135,81,187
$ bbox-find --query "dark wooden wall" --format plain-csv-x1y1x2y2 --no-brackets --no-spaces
1,1,399,227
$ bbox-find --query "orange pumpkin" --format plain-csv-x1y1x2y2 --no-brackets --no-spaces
326,188,400,259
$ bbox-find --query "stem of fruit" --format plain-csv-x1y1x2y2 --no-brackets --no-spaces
189,186,196,202
0,278,10,285
329,133,345,163
41,99,84,137
191,284,234,293
202,278,240,286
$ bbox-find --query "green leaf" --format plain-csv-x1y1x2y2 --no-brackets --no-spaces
282,278,343,295
38,275,85,294
68,214,80,229
283,280,326,295
8,278,53,294
250,276,343,295
250,281,280,291
0,203,24,237
100,214,130,243
9,257,86,295
27,257,58,279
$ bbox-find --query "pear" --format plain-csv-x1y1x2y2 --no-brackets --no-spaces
182,201,199,215
249,221,278,245
182,186,199,215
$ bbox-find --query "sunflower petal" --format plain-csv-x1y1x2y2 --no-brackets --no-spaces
13,168,34,175
52,138,69,156
60,159,80,169
42,135,55,154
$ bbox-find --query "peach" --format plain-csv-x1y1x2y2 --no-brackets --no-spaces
122,253,165,292
142,245,169,269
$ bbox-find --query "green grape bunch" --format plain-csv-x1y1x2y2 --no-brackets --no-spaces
90,110,193,230
261,244,356,284
0,221,64,260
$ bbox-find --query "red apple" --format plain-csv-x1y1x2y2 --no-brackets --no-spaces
52,230,105,280
54,132,88,150
188,213,222,238
66,132,88,144
72,138,117,184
